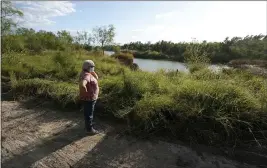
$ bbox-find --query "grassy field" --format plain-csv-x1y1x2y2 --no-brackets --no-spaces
2,50,267,147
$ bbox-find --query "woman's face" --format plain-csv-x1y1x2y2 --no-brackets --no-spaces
89,66,95,72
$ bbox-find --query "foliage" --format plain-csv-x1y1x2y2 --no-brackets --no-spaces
183,42,211,73
1,1,23,36
2,28,75,54
90,24,116,55
133,51,168,60
12,78,79,108
7,61,267,146
112,52,134,66
121,35,267,63
113,45,121,54
73,31,93,51
112,52,134,60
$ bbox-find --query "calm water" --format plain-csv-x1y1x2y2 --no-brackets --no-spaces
133,58,188,72
104,51,227,72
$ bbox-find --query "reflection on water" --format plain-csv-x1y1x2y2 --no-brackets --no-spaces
104,51,227,72
133,58,188,72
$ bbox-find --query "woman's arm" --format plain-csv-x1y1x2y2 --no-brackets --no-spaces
91,72,99,80
80,79,88,92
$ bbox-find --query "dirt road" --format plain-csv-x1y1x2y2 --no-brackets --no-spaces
1,101,265,168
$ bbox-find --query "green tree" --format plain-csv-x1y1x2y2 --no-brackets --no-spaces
1,1,23,36
91,24,115,55
74,31,93,50
57,30,73,44
56,30,73,50
113,45,120,54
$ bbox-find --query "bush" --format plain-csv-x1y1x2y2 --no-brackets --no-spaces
130,63,139,71
112,52,134,60
52,50,76,68
2,35,25,53
11,78,79,108
133,50,168,60
183,43,211,73
190,68,228,80
112,52,134,66
127,73,267,144
52,51,78,80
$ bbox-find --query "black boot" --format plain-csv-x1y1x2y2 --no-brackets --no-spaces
87,127,99,135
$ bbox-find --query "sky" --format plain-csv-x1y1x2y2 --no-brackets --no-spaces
14,1,266,44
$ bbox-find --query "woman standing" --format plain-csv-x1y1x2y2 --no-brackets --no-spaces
79,60,99,134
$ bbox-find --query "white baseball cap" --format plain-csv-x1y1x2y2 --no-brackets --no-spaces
82,60,95,71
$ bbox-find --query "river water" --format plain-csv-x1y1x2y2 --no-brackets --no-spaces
104,51,227,72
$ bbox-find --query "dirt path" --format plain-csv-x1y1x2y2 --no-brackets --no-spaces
1,101,265,168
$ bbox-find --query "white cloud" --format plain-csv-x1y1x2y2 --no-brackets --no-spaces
135,1,266,43
155,11,177,20
14,1,76,27
127,25,166,43
131,36,137,39
132,29,145,32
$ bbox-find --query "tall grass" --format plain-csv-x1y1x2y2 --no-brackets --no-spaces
3,50,267,146
2,50,127,81
12,78,78,108
184,43,211,73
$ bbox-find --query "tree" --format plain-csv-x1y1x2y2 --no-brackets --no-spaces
1,1,23,36
73,31,93,52
74,31,88,45
15,27,35,35
57,30,73,44
113,45,120,54
91,24,115,55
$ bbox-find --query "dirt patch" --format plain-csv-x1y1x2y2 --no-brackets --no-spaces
1,101,265,168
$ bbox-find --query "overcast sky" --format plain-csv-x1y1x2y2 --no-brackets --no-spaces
15,1,267,44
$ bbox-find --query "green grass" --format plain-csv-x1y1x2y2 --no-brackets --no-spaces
3,50,267,146
12,78,79,108
2,50,127,81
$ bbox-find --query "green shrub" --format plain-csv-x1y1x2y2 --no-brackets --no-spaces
172,80,261,116
112,52,134,66
190,68,228,80
12,78,79,107
133,50,168,60
112,52,134,60
52,50,76,69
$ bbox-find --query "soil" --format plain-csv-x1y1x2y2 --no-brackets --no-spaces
1,100,267,168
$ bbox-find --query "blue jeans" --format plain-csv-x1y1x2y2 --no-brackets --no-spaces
83,100,96,131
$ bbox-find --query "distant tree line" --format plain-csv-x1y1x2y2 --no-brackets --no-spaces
2,26,116,55
1,2,115,55
120,35,267,63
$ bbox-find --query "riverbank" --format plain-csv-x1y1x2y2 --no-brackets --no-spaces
115,50,267,73
2,50,267,149
121,35,267,64
106,50,229,72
